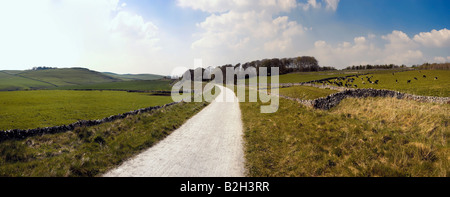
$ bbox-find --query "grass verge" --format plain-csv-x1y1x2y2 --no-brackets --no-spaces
0,101,209,177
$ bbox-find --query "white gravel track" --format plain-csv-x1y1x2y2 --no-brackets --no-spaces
103,85,245,177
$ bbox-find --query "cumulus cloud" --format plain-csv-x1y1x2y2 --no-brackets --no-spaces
300,0,321,11
300,0,340,11
305,28,450,68
306,30,426,67
110,11,159,43
182,0,306,65
381,30,418,51
324,0,340,11
433,56,450,63
177,0,298,13
413,28,450,48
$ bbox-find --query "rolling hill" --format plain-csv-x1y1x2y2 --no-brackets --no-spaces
54,79,174,91
103,72,165,81
17,68,121,87
0,71,54,91
0,68,168,91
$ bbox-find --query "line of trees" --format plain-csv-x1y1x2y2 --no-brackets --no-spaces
183,56,336,82
344,64,407,70
415,63,450,70
238,56,335,74
31,66,57,71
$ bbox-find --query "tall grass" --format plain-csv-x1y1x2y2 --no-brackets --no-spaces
240,87,449,177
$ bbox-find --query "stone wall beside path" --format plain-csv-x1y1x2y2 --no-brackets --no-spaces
0,102,179,142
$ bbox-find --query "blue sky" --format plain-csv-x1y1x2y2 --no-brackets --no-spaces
0,0,449,75
335,0,449,34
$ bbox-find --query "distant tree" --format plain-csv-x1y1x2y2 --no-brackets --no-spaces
32,66,57,71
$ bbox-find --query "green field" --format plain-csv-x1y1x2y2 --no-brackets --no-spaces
0,88,219,177
244,69,412,85
243,72,352,85
278,72,357,83
102,72,165,81
315,70,450,97
278,86,338,100
54,79,174,92
0,71,54,91
0,101,209,177
0,90,174,131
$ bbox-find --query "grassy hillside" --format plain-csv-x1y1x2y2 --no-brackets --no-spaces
0,90,174,131
103,72,165,81
0,68,127,91
0,71,55,91
54,79,174,92
244,70,388,84
278,86,338,100
18,68,121,87
316,70,450,97
240,87,449,177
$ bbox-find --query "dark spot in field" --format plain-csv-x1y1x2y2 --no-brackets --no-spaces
332,148,343,157
26,139,33,146
94,136,106,145
382,136,392,143
327,160,336,167
372,128,378,134
402,139,409,145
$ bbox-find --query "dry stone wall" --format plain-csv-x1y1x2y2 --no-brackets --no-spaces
0,86,214,142
275,87,450,110
0,102,179,142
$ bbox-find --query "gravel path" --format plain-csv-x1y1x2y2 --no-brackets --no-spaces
103,85,245,177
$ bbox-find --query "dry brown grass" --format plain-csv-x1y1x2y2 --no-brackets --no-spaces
332,97,449,137
241,85,449,177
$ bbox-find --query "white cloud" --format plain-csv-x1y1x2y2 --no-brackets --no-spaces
300,0,340,11
368,33,376,39
177,0,297,13
382,30,417,50
433,56,450,63
300,0,321,11
0,0,164,74
306,31,427,67
185,1,305,65
110,11,159,43
324,0,340,11
413,28,450,48
433,56,447,63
